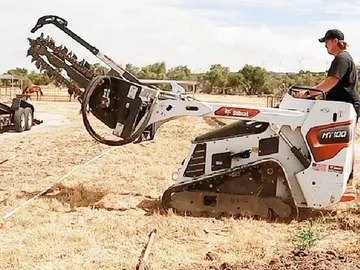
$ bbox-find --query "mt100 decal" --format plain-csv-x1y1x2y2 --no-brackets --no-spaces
306,121,351,162
318,126,350,144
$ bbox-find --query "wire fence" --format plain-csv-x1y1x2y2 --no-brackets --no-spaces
0,86,281,108
266,95,282,108
0,87,75,102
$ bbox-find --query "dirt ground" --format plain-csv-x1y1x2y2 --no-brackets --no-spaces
0,96,359,270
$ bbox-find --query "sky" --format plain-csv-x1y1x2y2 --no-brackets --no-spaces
1,0,360,74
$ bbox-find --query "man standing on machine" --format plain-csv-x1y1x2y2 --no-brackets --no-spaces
316,29,359,111
298,29,359,200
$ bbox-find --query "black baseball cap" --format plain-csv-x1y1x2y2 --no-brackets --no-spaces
319,29,345,42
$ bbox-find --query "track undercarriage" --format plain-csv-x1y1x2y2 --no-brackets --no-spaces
162,160,294,219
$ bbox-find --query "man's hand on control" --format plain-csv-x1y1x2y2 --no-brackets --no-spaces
291,90,310,99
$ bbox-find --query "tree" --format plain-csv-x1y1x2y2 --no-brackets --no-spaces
27,71,52,85
203,64,230,94
263,74,286,95
93,63,110,75
7,68,28,77
125,64,140,77
138,62,167,79
239,64,268,95
167,65,191,80
226,72,243,94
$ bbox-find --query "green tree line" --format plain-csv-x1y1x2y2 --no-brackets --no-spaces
2,62,345,96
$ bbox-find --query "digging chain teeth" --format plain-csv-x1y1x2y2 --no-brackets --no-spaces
34,36,96,80
27,47,83,98
27,34,104,99
28,36,96,80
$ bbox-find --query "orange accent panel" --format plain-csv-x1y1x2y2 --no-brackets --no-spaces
214,107,260,118
340,193,356,202
306,121,351,162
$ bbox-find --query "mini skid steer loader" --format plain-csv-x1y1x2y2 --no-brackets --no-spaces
27,15,358,219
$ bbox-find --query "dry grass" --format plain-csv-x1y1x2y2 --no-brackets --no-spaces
0,97,359,269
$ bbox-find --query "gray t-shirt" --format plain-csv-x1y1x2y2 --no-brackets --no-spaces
326,51,359,103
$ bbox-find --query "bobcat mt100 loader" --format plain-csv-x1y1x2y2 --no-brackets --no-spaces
27,15,357,219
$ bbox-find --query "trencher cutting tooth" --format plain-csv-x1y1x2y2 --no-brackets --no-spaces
84,61,91,69
35,61,41,69
54,45,62,51
28,38,36,47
